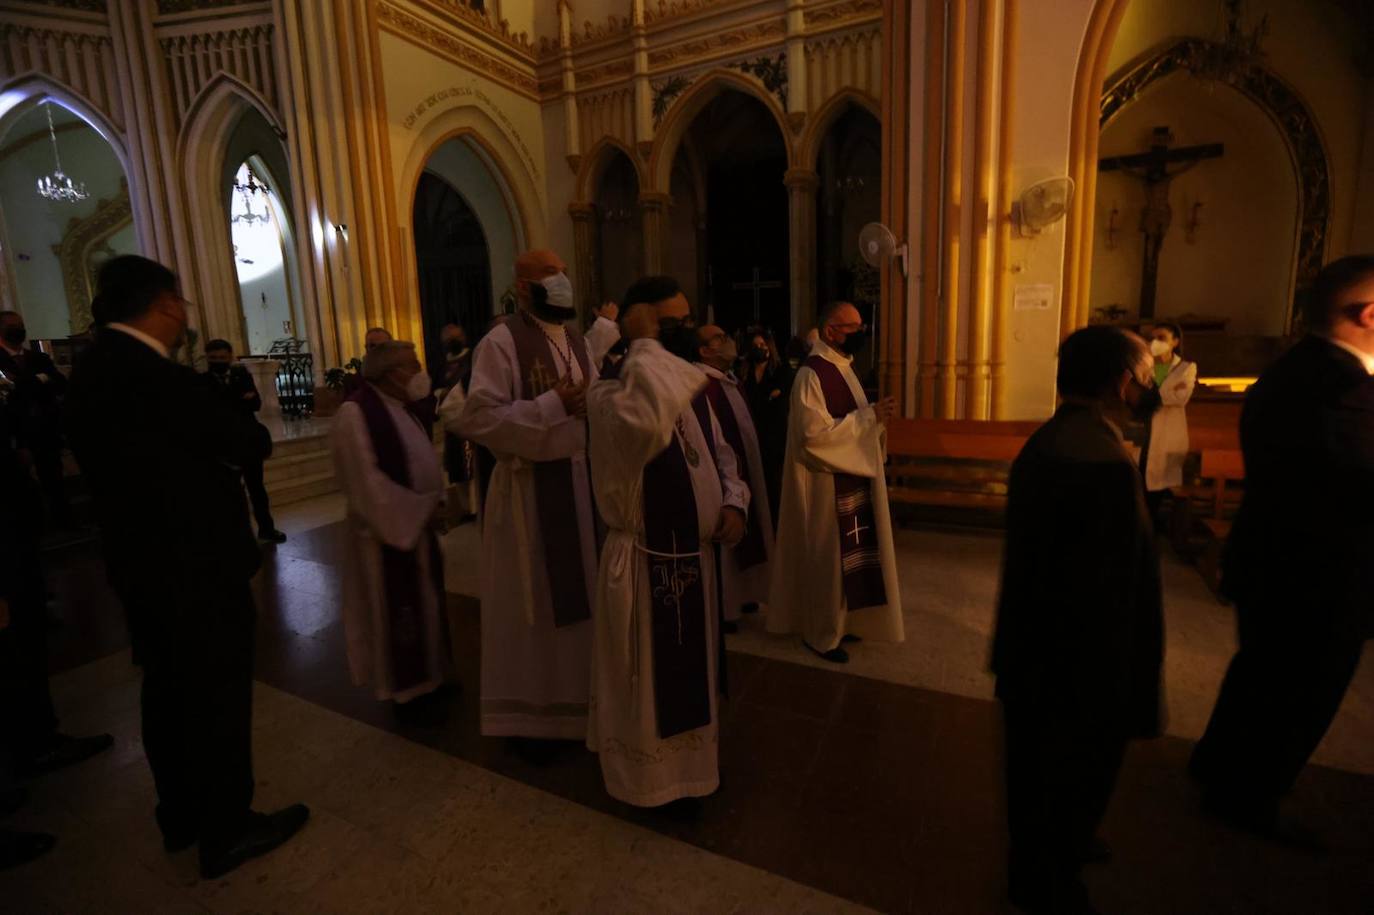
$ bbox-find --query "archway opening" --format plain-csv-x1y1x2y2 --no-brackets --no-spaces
592,149,643,309
0,98,136,344
228,157,299,355
672,90,789,340
413,172,492,374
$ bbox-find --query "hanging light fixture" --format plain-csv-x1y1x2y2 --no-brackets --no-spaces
35,102,88,204
231,164,271,228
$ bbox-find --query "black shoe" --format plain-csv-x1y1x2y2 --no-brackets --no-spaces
721,621,739,635
1201,794,1328,853
508,737,562,766
0,786,28,819
804,642,849,664
258,529,288,544
199,805,310,880
0,829,56,871
841,634,862,644
392,689,450,727
17,733,114,777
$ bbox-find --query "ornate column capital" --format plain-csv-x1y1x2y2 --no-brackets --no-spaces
638,191,673,211
568,201,597,221
784,168,820,191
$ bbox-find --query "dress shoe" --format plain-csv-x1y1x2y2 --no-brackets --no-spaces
805,642,849,664
17,733,114,777
840,633,863,644
258,529,288,544
1202,794,1328,853
0,829,56,871
199,804,310,880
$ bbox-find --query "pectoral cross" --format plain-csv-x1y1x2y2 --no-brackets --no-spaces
1099,126,1223,319
846,516,869,545
730,267,783,322
526,357,554,396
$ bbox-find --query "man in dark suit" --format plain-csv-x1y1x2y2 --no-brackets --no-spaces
1191,255,1374,839
0,310,71,526
204,339,286,544
66,255,307,880
993,325,1165,915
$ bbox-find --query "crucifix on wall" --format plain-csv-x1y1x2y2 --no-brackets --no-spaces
730,267,783,323
1099,126,1223,319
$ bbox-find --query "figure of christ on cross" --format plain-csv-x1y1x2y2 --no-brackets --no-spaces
1099,126,1223,320
730,267,783,323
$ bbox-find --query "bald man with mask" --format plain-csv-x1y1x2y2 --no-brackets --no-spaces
442,249,619,756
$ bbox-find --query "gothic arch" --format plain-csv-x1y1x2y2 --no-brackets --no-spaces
575,136,647,204
647,68,795,194
0,75,129,168
800,89,881,170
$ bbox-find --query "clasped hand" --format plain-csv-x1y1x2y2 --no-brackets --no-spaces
555,376,588,418
713,506,746,546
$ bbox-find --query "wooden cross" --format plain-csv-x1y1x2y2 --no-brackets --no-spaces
526,357,554,396
730,267,783,322
1099,126,1223,319
846,516,869,545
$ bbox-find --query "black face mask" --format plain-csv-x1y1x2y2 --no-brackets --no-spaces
659,317,698,361
446,340,466,355
839,329,869,356
208,362,231,375
747,346,770,364
1,326,25,347
529,283,576,324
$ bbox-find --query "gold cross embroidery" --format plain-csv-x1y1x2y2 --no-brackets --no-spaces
526,357,554,396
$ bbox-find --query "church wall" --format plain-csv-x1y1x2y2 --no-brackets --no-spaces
1092,75,1298,336
540,99,579,290
421,138,521,310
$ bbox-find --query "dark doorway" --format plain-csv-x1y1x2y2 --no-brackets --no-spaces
593,151,643,310
674,91,789,342
412,171,492,373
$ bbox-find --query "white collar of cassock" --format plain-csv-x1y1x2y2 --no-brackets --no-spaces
106,322,171,359
810,338,852,366
529,313,569,339
694,362,737,385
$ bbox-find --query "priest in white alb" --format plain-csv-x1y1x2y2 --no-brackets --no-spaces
692,324,773,627
331,341,451,709
768,302,903,664
586,275,748,807
442,249,619,748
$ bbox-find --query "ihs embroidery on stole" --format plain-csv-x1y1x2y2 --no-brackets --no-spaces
675,416,700,467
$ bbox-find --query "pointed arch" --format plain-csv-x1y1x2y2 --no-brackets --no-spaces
575,136,647,203
180,72,284,152
647,68,795,194
800,89,881,170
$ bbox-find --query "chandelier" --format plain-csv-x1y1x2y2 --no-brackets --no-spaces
35,103,88,203
1186,0,1268,86
231,165,271,228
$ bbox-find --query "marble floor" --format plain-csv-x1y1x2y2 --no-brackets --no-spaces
7,495,1374,914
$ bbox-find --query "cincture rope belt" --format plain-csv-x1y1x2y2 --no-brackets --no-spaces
622,537,703,690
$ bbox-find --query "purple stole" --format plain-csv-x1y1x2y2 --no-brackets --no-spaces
803,355,888,611
502,312,593,627
641,412,713,739
700,376,767,570
347,383,442,693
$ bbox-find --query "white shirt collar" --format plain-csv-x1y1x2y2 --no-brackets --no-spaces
694,362,737,384
106,323,170,360
811,338,852,365
1321,335,1374,375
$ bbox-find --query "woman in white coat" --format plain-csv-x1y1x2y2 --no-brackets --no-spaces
1140,321,1197,518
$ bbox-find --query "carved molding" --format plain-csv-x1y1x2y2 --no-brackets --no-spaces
156,0,249,12
652,51,787,124
44,0,106,10
407,0,535,59
648,18,786,68
576,58,635,87
1102,38,1331,314
376,1,538,99
804,0,882,27
52,181,132,334
645,0,742,23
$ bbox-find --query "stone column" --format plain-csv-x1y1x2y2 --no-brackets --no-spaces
242,358,283,438
569,202,599,319
785,168,819,333
639,192,672,276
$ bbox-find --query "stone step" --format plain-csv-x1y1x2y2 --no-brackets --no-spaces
269,434,331,461
267,470,339,506
263,448,334,486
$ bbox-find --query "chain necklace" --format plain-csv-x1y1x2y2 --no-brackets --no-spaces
540,327,576,379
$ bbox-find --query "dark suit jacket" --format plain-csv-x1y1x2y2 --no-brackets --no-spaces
0,345,66,449
1222,335,1374,640
992,402,1165,737
206,365,271,461
66,330,261,648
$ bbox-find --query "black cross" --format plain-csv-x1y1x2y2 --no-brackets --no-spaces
730,267,783,323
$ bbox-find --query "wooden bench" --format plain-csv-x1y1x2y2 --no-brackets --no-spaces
885,420,1037,526
1186,448,1245,596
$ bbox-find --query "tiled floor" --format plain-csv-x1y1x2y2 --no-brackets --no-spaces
14,507,1374,913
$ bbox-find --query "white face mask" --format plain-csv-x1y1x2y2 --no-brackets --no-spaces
1149,339,1173,358
539,272,574,310
403,371,430,402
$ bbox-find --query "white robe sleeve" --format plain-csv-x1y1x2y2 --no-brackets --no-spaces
449,328,581,461
793,368,885,478
709,404,750,514
588,339,707,475
1160,360,1197,407
331,402,440,551
584,316,621,368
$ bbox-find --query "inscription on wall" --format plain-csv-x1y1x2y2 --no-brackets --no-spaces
402,83,541,183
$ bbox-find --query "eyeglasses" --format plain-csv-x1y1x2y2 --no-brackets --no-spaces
828,322,867,332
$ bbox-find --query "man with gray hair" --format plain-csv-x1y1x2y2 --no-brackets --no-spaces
330,340,451,720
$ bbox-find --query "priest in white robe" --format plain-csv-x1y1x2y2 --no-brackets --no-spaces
331,341,450,705
586,276,748,807
768,302,903,664
692,324,773,625
443,249,620,744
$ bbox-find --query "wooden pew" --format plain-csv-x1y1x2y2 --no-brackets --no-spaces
885,419,1037,526
1189,448,1245,596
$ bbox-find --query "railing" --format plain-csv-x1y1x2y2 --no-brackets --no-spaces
267,338,314,419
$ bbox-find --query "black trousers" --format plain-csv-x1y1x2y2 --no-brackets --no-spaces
30,442,70,525
130,583,256,846
241,459,275,535
1002,697,1127,910
1190,605,1364,813
0,597,59,762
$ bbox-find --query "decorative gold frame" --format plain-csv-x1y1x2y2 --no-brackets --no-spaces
51,180,132,333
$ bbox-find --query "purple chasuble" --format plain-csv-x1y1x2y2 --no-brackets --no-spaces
347,383,443,692
803,355,888,611
502,312,595,627
642,412,714,739
701,376,767,570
